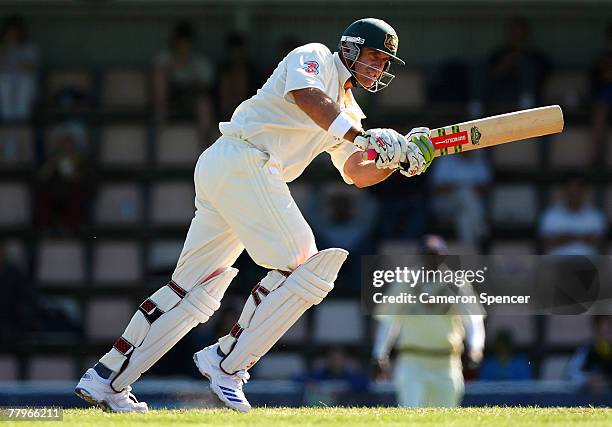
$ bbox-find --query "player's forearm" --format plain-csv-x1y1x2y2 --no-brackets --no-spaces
464,315,485,354
291,87,361,141
372,319,400,360
344,151,395,188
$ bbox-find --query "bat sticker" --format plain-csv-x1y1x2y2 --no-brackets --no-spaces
470,126,482,145
431,130,469,150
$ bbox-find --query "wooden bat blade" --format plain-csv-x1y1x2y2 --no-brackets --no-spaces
429,104,564,157
363,105,564,160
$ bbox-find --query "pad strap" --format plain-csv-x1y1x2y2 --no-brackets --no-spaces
219,248,348,374
100,268,238,391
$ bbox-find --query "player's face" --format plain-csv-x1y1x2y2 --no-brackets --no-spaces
354,48,391,88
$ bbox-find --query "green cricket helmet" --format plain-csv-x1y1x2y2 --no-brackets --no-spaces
339,18,405,92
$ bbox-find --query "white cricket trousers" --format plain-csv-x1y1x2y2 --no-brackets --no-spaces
170,135,318,288
394,354,464,407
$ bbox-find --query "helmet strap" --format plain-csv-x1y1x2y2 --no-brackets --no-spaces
340,42,366,90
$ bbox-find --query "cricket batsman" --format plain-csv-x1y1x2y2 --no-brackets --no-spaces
75,18,435,412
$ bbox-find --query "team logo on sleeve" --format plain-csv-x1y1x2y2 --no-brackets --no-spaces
303,60,320,75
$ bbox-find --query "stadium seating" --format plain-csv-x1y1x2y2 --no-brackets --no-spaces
602,186,612,220
86,299,134,340
287,182,313,211
2,239,27,271
45,67,94,108
94,184,143,225
253,352,306,379
92,241,142,284
279,315,309,344
376,69,426,111
377,240,419,255
545,315,593,346
156,124,200,167
605,136,612,167
29,356,75,381
491,138,540,170
549,127,590,168
100,124,147,167
44,123,90,153
446,241,478,255
0,356,18,381
150,182,194,224
313,300,364,344
148,239,184,272
485,314,535,346
0,55,601,389
0,126,34,168
0,183,30,225
489,240,535,255
36,240,85,285
101,68,149,108
542,70,589,112
491,185,539,225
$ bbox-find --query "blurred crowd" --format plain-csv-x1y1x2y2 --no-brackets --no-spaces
1,12,612,401
2,15,609,249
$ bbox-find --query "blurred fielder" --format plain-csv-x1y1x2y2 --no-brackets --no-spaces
372,235,485,407
75,18,435,412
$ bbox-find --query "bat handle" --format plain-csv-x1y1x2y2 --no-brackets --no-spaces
362,149,378,161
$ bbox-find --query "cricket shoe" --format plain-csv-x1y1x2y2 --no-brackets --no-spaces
74,368,148,413
193,344,251,412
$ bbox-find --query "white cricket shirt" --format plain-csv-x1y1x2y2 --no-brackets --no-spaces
218,43,364,184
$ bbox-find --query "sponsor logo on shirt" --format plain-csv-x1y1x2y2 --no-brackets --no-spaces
303,60,319,75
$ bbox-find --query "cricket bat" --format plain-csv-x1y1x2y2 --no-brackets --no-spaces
364,105,564,160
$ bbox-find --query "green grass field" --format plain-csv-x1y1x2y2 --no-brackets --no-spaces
5,407,612,427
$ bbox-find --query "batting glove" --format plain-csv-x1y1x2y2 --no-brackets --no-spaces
356,128,409,169
399,127,435,177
